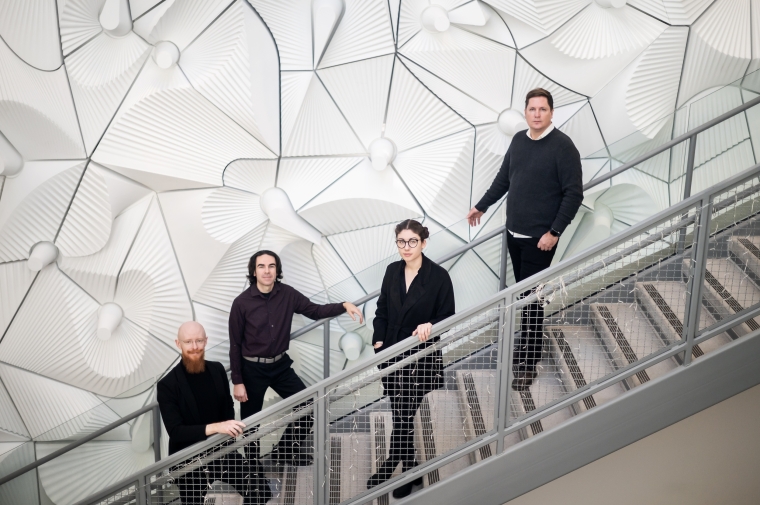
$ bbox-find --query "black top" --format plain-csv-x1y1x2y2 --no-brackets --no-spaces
157,360,234,455
184,366,221,426
475,128,583,238
373,254,456,350
228,283,346,384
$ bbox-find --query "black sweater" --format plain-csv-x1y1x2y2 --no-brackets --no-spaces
475,128,583,238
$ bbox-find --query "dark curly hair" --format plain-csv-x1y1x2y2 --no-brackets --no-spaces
247,250,283,285
394,219,430,240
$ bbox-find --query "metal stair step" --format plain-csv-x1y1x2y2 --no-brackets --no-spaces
590,304,678,385
514,362,575,436
413,390,471,487
546,325,626,410
272,465,313,505
635,281,731,358
369,411,400,505
700,257,760,337
328,433,371,505
728,235,760,281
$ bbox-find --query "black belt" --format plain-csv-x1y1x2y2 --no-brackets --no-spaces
244,352,285,364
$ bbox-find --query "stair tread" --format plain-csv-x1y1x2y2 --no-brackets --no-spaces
590,303,678,382
702,258,760,334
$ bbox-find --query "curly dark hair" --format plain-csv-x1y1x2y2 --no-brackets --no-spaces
247,250,283,285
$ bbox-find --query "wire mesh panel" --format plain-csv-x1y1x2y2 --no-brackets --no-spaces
324,304,502,503
696,176,760,343
506,205,701,427
89,483,139,505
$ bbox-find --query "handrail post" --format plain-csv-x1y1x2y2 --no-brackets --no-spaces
683,198,712,366
497,296,518,440
137,475,148,505
152,405,161,463
323,321,330,379
314,390,328,505
499,228,509,290
494,300,507,454
683,133,698,201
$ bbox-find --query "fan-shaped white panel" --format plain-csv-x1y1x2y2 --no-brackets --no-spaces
0,363,122,441
0,0,62,70
249,0,313,70
130,0,162,18
550,2,665,60
37,441,154,505
59,195,151,304
0,377,28,442
193,221,267,312
0,39,85,160
485,0,589,37
223,159,278,194
394,129,474,233
114,197,193,347
277,157,364,210
194,302,230,368
400,26,515,113
611,165,670,211
447,250,497,311
93,60,274,191
58,0,104,55
259,223,305,253
318,54,394,148
311,239,366,303
281,72,365,156
328,222,398,275
628,0,713,25
0,161,85,263
289,340,346,386
56,164,113,258
471,123,510,207
298,159,423,235
132,0,231,50
687,87,749,168
397,0,427,48
319,0,395,68
449,1,514,47
181,0,280,153
677,0,751,106
559,103,606,158
66,32,152,155
0,266,177,396
385,58,471,151
97,164,153,218
201,187,266,244
472,216,508,279
401,55,497,125
280,240,325,300
689,140,755,195
511,56,586,110
0,261,35,338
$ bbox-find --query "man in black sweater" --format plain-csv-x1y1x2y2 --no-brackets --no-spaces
158,321,270,505
467,88,583,389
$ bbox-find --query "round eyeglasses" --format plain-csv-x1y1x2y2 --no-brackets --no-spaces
396,238,419,248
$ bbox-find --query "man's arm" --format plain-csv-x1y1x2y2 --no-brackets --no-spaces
550,142,583,234
292,288,350,320
474,145,512,213
228,299,246,386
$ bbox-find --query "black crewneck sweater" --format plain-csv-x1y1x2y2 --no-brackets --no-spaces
475,128,583,238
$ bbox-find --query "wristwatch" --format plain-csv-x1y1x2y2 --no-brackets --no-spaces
549,228,561,238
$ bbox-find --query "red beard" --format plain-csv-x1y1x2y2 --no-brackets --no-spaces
182,350,206,374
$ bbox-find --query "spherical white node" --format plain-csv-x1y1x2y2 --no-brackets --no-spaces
595,0,627,8
497,109,529,136
99,0,133,37
97,303,124,341
27,242,58,271
261,187,322,245
339,331,364,361
369,138,397,171
152,41,180,69
421,5,451,33
0,131,23,177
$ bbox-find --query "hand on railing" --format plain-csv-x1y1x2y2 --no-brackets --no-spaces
343,302,364,323
466,207,484,226
206,420,246,438
413,322,433,342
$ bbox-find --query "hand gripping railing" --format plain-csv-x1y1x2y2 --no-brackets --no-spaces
73,163,760,505
3,82,759,505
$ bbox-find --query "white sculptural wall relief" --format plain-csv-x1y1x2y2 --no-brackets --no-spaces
0,0,759,501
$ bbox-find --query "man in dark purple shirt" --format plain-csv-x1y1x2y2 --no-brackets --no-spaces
228,249,362,465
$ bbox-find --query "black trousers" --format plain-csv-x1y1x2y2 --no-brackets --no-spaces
175,450,270,505
240,354,312,460
507,233,557,373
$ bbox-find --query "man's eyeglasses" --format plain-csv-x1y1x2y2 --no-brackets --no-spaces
395,238,420,249
180,338,207,347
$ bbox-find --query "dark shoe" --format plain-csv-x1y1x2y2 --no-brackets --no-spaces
511,369,537,391
367,458,399,489
290,452,313,467
392,481,415,499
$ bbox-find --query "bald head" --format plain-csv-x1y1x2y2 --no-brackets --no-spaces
176,321,207,373
178,321,206,341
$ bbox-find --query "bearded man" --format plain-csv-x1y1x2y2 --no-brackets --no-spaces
157,321,271,505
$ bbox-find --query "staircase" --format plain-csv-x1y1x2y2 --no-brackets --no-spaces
47,164,760,505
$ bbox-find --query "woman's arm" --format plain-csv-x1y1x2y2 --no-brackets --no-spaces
373,265,393,348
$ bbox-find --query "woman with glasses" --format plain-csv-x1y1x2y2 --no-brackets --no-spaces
367,219,455,498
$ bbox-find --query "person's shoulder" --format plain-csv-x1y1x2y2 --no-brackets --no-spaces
232,287,251,304
386,259,404,272
425,256,451,278
206,360,226,374
158,363,181,388
549,128,577,148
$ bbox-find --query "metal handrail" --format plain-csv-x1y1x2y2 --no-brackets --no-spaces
75,162,760,505
5,86,760,500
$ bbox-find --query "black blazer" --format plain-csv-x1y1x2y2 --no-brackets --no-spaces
373,254,455,351
157,360,234,455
